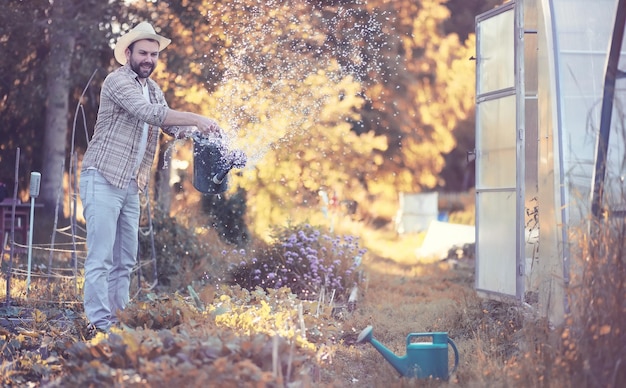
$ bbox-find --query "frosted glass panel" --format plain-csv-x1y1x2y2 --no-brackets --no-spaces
525,98,538,191
524,33,538,95
552,0,623,221
477,95,517,189
477,8,515,94
605,107,626,212
476,191,517,295
554,0,617,52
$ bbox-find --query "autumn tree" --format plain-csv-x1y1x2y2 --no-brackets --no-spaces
120,0,480,228
0,0,497,237
0,0,124,225
0,1,50,193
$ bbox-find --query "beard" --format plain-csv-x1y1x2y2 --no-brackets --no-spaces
130,58,155,79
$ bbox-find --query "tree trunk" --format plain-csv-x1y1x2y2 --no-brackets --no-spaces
40,0,75,217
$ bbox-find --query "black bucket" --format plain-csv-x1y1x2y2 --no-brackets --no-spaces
193,139,229,194
192,137,247,195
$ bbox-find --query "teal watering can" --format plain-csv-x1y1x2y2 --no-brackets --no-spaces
357,325,459,380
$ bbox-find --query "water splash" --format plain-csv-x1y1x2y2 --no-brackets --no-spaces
201,1,392,167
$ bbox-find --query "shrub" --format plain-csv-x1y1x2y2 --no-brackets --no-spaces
564,217,626,386
201,187,250,247
138,208,218,288
227,223,365,302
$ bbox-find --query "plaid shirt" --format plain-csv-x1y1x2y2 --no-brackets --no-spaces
82,64,186,191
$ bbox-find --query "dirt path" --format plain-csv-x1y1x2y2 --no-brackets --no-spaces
321,255,476,386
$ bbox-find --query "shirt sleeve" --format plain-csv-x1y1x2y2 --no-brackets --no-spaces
151,86,196,139
102,70,169,127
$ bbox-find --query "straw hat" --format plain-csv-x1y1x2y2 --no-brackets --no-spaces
114,22,171,65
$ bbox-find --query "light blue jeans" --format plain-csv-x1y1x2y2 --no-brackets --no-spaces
79,169,140,330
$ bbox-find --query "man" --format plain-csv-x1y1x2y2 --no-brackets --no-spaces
80,22,219,333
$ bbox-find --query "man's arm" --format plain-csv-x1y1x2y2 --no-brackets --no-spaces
162,109,221,139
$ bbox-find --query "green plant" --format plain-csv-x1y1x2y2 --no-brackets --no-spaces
138,207,222,289
201,187,250,247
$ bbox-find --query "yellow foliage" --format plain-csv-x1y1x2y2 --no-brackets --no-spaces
32,308,46,324
209,287,317,352
146,0,478,231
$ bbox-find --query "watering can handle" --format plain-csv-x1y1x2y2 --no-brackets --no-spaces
448,338,459,376
405,332,434,345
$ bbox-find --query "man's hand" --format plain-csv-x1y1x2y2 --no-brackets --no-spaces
195,116,221,137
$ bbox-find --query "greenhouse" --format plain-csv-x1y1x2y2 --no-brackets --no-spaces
475,0,626,324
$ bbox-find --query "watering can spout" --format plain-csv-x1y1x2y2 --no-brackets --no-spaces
357,325,410,376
